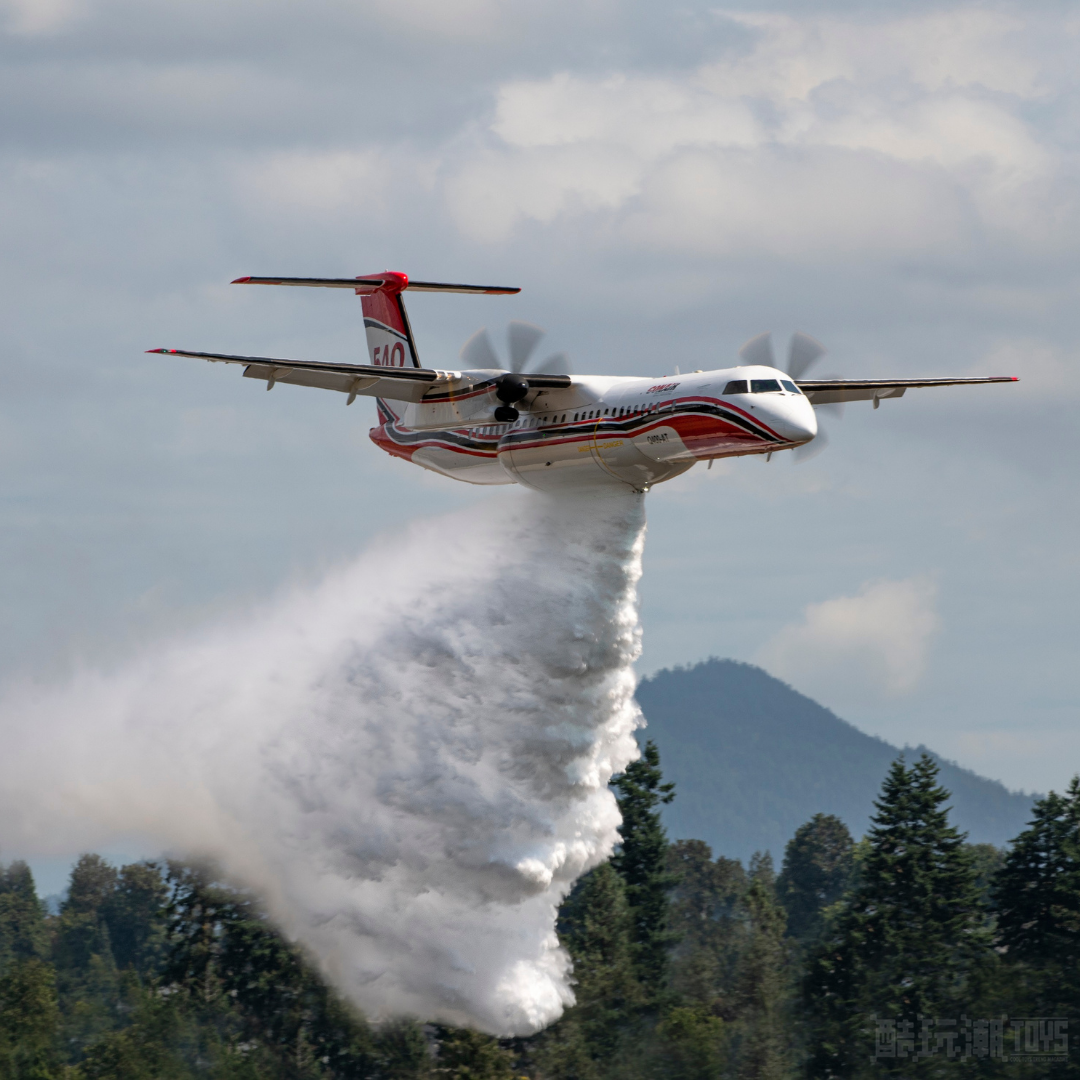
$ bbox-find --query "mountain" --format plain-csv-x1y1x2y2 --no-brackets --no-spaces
635,658,1036,864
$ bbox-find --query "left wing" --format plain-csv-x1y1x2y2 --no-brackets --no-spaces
797,376,1017,405
147,348,571,404
149,348,441,403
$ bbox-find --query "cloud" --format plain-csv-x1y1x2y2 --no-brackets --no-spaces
440,9,1069,257
755,576,940,703
1,0,85,35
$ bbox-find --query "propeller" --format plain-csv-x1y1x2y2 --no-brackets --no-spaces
459,321,572,421
737,330,839,462
460,320,570,376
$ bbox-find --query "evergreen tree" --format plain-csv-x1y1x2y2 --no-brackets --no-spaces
432,1026,515,1079
803,755,989,1078
735,855,791,1080
776,815,853,942
54,854,123,1056
0,958,61,1080
105,862,169,977
995,777,1080,968
665,840,745,1014
993,776,1080,1041
535,862,645,1078
0,861,48,976
654,1005,728,1080
371,1019,430,1080
164,860,380,1077
966,843,1004,909
610,740,676,995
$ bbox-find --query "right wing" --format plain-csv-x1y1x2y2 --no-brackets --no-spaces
796,376,1018,405
148,349,571,403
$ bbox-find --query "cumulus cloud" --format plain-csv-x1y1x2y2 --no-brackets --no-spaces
754,576,940,703
441,8,1068,258
0,0,85,35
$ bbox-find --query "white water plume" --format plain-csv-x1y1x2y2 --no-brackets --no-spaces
0,489,647,1035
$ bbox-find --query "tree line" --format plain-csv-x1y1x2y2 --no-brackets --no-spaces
1,746,1078,1079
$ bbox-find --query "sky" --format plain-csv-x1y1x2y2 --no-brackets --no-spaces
1,0,1078,867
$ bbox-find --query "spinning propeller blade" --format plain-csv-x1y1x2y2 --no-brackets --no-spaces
793,427,828,462
507,321,545,373
786,331,826,380
532,351,571,376
739,331,775,367
460,322,572,379
459,328,500,369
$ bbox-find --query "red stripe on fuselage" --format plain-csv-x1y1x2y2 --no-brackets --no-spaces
370,394,784,462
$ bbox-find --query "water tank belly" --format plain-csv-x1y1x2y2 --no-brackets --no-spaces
498,437,631,492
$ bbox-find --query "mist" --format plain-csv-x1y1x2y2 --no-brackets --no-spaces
0,487,647,1036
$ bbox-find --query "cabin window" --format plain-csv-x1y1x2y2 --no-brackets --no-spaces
781,380,801,394
723,380,748,394
751,379,781,393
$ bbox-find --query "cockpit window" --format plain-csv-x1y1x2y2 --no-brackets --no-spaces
751,379,781,393
723,380,748,394
780,380,801,394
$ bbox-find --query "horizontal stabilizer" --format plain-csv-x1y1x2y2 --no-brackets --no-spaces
232,276,519,295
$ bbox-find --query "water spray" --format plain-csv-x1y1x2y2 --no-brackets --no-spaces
0,489,646,1035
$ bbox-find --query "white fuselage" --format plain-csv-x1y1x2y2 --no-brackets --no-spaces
370,365,818,492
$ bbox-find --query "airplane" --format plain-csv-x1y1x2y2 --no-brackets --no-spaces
150,272,1018,494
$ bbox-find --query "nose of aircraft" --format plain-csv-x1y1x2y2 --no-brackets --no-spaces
767,394,818,446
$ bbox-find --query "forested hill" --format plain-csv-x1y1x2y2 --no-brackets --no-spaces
636,658,1036,862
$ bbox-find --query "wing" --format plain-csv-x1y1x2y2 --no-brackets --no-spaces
148,348,571,403
796,376,1017,405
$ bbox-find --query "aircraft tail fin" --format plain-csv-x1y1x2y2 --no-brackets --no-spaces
231,273,520,372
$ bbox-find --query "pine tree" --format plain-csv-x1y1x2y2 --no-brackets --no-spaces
993,776,1080,1032
432,1026,515,1079
105,862,169,977
0,958,61,1080
535,862,645,1078
776,815,853,942
665,840,746,1012
610,740,676,995
995,777,1080,967
0,861,48,976
736,855,791,1080
164,860,379,1076
804,755,989,1078
54,854,123,1055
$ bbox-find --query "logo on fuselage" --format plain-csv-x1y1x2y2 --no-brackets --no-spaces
645,382,679,394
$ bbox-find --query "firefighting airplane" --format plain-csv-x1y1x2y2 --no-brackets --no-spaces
150,272,1017,493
